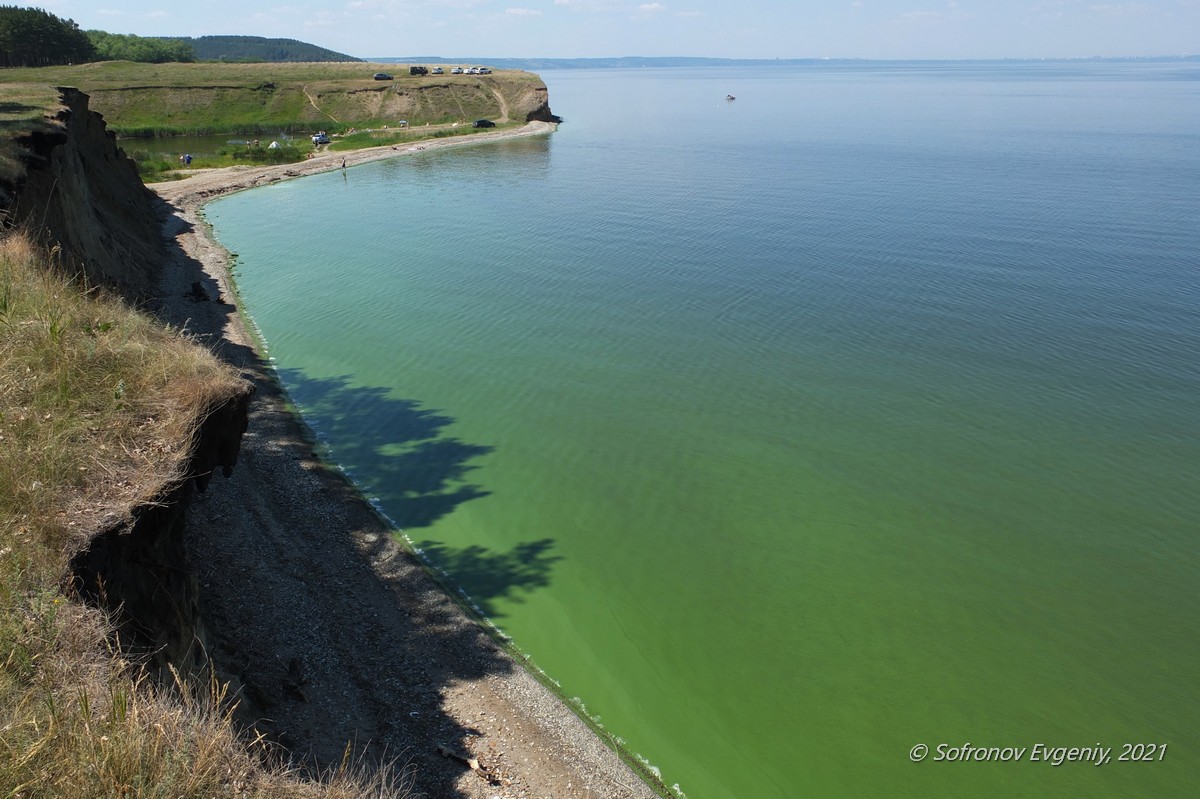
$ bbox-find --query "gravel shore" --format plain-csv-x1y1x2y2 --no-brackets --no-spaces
151,123,663,799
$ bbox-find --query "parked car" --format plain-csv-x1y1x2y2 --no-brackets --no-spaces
473,119,496,128
431,67,444,75
478,67,492,75
311,132,330,145
451,67,463,74
373,72,392,81
410,66,428,76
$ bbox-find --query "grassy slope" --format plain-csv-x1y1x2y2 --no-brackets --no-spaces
0,85,61,186
0,234,401,797
1,61,546,136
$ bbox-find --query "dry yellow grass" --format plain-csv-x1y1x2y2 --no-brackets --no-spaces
0,233,408,798
0,233,240,553
0,85,62,184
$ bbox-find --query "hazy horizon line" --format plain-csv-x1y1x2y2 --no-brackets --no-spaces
367,54,1198,64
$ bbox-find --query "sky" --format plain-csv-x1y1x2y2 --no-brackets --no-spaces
19,1,1200,60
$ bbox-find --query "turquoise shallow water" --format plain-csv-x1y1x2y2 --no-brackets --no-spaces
208,62,1200,798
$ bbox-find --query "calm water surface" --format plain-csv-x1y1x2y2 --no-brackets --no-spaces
207,62,1200,798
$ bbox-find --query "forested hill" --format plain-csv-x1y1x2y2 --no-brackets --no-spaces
170,35,359,62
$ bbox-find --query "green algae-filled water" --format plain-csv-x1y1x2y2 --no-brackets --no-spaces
207,63,1200,798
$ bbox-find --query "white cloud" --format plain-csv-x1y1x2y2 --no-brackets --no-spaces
1088,2,1148,14
553,0,629,11
896,2,967,22
505,6,542,14
630,1,667,20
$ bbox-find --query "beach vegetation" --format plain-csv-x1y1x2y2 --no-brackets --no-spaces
327,122,521,151
124,140,310,181
123,149,188,181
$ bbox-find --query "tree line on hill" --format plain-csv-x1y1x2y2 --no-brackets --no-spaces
0,6,356,68
0,5,93,67
167,35,359,63
88,30,194,64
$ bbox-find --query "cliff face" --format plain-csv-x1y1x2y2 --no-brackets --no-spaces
7,88,163,304
522,84,563,123
70,389,252,679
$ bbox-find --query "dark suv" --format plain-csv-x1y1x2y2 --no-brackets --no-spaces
473,119,496,128
373,72,392,80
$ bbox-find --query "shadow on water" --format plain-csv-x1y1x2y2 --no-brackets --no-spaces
418,538,562,619
141,200,570,798
272,367,494,530
271,367,564,613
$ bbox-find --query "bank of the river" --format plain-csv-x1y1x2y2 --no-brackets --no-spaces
151,121,663,799
151,120,556,205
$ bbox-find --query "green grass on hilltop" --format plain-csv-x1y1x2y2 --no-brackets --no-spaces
0,86,62,186
2,61,545,137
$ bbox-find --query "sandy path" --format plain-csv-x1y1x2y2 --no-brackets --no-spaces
301,84,340,124
151,123,663,799
491,88,511,123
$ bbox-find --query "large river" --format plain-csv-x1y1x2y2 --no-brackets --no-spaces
207,62,1200,798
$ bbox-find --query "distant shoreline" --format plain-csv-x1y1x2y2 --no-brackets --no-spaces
152,120,556,209
368,54,1200,70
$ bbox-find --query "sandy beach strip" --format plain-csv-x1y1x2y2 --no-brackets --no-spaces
151,122,665,799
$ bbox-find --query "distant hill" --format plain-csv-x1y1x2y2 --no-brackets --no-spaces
170,35,359,63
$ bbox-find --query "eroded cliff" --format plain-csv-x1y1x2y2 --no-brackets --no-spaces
6,88,164,303
69,388,251,679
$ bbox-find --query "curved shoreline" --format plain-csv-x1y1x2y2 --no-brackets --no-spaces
151,122,665,799
152,120,559,208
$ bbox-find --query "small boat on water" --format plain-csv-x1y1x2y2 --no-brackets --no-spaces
726,94,736,101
